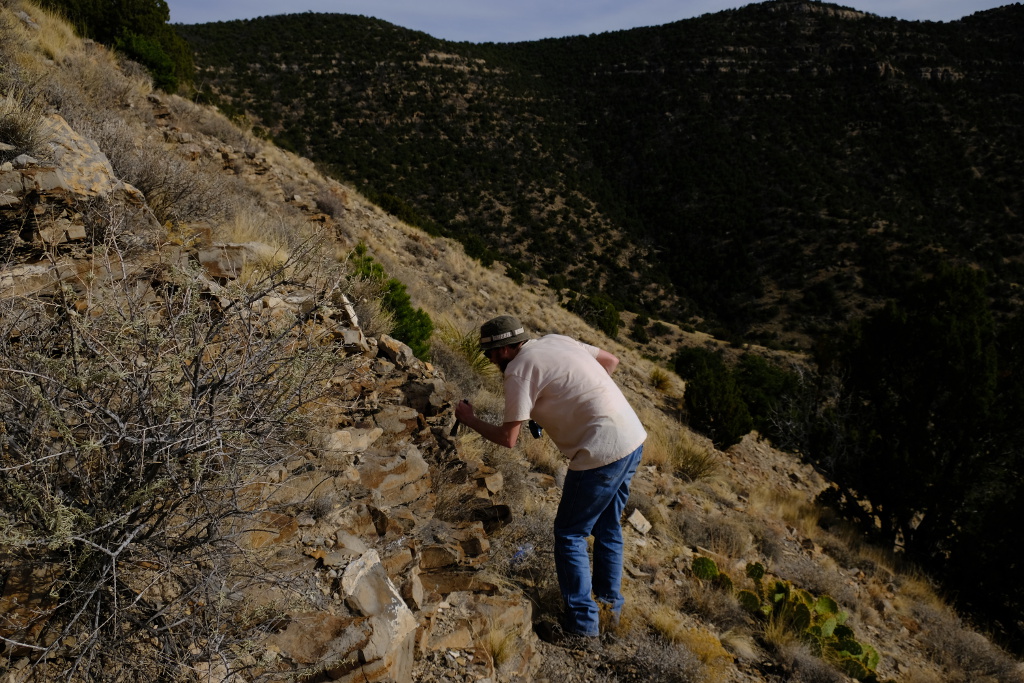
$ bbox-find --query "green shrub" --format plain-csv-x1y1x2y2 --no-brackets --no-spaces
564,292,620,338
36,0,193,92
674,347,752,449
734,353,800,441
350,244,433,359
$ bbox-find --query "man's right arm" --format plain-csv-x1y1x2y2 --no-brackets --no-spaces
454,400,524,448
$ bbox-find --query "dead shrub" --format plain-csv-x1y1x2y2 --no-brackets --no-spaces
776,641,847,683
0,249,350,680
486,507,559,618
705,514,752,558
773,553,858,608
676,577,750,632
625,633,706,683
86,119,229,223
912,603,1024,683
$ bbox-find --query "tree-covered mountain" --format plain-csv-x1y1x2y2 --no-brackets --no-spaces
178,0,1024,346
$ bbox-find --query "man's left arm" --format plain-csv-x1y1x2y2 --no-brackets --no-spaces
594,348,619,375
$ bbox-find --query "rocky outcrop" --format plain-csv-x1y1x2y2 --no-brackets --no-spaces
0,109,540,677
0,114,160,296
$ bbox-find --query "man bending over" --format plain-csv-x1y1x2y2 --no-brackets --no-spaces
455,315,646,641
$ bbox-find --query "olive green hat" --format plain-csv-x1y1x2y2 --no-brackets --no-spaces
479,315,530,351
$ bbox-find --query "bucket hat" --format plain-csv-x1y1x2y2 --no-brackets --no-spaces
479,315,530,350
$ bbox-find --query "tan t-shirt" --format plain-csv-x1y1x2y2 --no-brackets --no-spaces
503,335,647,471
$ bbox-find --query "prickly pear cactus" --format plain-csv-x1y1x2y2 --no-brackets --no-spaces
732,564,881,681
692,556,720,581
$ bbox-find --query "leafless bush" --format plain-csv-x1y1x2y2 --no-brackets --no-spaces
0,247,350,680
912,603,1024,682
38,52,152,130
749,518,786,561
776,642,847,683
84,119,229,224
624,634,705,683
315,187,348,218
675,578,749,632
773,553,858,607
430,337,485,399
487,508,560,619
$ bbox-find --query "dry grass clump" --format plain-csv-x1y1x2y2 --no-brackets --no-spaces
219,202,313,253
642,420,719,482
0,89,49,162
650,366,672,392
522,437,563,478
30,2,82,61
671,435,720,482
750,486,821,539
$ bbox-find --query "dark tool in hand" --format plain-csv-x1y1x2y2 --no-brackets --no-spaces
450,399,469,436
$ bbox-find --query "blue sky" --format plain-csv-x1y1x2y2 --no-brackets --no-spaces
166,0,1010,42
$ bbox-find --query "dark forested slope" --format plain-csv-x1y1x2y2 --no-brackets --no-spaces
179,1,1024,344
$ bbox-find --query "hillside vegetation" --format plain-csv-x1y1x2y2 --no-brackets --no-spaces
2,2,1023,682
177,0,1024,655
179,1,1024,346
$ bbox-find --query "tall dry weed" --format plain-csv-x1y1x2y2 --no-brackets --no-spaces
0,89,49,162
31,3,81,61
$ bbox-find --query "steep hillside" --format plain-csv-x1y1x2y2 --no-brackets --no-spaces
2,3,1023,682
179,1,1024,345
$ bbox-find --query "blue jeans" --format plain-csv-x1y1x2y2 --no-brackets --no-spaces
553,444,643,636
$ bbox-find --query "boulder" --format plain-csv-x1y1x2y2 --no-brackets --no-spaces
356,445,431,507
377,334,415,368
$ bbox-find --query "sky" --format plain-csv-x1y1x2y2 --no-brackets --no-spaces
166,0,1011,43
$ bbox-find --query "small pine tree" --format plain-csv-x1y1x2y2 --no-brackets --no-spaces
675,347,752,449
350,244,433,359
